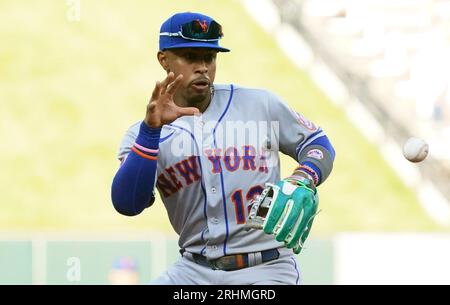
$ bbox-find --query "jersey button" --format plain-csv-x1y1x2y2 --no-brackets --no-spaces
211,187,216,193
211,218,219,224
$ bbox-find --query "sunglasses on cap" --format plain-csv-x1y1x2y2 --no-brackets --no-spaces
160,19,224,42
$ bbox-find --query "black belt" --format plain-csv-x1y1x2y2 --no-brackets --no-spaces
187,249,280,271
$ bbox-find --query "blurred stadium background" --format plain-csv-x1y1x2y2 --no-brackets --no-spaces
1,0,449,284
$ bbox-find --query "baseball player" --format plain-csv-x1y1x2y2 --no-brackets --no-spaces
111,12,335,285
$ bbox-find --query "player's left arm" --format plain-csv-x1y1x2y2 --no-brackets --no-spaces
262,92,336,253
267,92,335,186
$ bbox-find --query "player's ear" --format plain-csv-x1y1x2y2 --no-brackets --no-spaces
157,51,170,73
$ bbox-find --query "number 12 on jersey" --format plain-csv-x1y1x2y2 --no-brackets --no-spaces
230,185,264,224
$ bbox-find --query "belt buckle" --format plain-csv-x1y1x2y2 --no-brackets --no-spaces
217,256,235,270
208,256,235,271
221,255,247,271
207,259,221,270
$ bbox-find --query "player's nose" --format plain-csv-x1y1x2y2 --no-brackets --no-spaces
194,60,208,74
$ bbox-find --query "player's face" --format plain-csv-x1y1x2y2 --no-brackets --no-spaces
162,48,217,105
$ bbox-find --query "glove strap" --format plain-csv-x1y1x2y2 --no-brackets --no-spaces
285,176,316,194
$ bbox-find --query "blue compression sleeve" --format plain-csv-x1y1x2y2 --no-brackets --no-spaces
111,122,161,216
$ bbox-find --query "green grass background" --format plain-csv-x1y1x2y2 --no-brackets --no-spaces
0,0,444,235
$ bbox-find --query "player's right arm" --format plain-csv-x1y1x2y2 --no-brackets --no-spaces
111,73,199,216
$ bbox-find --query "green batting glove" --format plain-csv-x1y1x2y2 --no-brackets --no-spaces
262,178,319,254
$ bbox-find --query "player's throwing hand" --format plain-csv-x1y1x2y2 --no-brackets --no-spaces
145,72,200,128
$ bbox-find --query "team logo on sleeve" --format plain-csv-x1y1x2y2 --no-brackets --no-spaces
290,108,318,131
306,149,323,160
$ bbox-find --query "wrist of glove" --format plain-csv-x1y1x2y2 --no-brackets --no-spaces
262,177,319,254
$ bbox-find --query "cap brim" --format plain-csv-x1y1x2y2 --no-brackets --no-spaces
162,42,230,52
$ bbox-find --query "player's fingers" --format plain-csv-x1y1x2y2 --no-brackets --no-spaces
150,81,161,101
160,72,175,95
285,195,312,248
274,197,303,242
286,192,318,250
166,74,184,96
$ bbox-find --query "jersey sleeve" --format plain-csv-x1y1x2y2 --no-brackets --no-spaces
117,122,140,163
111,121,160,216
267,92,335,185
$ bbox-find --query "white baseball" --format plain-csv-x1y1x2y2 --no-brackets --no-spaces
403,137,429,162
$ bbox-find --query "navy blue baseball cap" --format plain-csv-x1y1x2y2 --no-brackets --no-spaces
159,12,230,52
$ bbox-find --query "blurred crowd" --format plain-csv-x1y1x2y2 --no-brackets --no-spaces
279,0,450,164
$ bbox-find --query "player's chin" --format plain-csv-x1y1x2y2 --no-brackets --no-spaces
189,95,208,106
187,88,209,103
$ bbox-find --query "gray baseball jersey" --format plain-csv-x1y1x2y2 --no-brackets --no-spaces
118,84,327,260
